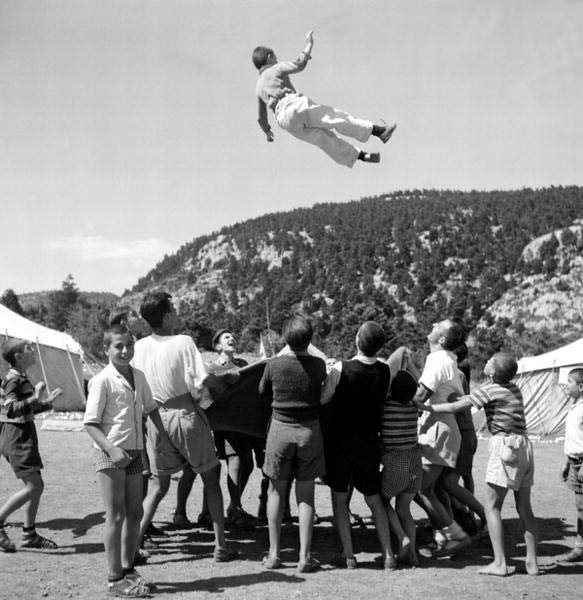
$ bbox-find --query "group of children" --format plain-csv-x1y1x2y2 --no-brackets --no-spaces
2,295,583,598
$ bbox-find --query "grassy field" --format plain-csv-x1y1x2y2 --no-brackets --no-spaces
0,432,581,600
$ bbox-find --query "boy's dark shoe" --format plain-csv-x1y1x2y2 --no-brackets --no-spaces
331,553,357,569
556,548,583,563
379,123,397,143
0,528,16,553
146,523,167,537
196,511,213,530
361,152,380,163
214,546,239,562
226,507,256,530
172,513,195,530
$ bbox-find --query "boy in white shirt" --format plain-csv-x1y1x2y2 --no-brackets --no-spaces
556,368,583,563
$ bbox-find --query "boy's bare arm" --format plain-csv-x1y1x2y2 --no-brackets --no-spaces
416,395,474,414
257,98,274,142
84,422,130,466
304,30,314,57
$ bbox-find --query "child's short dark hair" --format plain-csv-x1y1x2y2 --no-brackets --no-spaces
252,46,274,70
568,368,583,385
140,291,173,329
1,338,27,367
103,324,132,347
212,328,232,350
390,370,418,405
442,320,466,351
282,315,312,351
491,352,518,383
356,321,386,357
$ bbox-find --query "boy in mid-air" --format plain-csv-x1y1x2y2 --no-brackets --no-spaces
417,353,539,576
0,339,61,553
253,30,396,167
555,368,583,563
84,324,171,597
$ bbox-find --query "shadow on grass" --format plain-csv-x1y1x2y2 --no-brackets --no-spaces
155,571,305,594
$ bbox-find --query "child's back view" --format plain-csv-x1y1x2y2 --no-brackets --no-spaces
259,315,327,572
322,321,396,570
253,30,396,168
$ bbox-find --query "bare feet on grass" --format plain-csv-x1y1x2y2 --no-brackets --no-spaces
478,562,515,577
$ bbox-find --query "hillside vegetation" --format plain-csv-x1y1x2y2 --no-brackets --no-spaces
124,186,583,367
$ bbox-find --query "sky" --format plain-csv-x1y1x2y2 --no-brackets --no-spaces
1,0,582,295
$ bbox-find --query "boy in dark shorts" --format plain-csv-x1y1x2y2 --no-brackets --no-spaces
321,321,396,570
259,315,327,572
0,339,61,552
84,324,171,597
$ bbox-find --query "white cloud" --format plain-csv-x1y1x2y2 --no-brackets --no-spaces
46,235,175,267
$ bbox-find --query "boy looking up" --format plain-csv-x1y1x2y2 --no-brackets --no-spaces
84,324,170,597
555,368,583,563
322,321,396,570
259,315,327,572
417,353,539,576
0,339,61,552
132,292,237,562
253,30,396,167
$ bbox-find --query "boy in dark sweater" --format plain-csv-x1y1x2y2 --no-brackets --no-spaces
259,315,327,573
0,339,61,552
321,322,396,570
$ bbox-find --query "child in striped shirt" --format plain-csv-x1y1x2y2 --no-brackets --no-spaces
417,352,539,577
380,352,421,567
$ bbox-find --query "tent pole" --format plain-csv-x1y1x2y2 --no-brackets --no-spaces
35,337,51,394
66,346,86,406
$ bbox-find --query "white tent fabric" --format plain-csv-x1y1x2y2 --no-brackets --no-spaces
0,304,86,411
513,339,583,438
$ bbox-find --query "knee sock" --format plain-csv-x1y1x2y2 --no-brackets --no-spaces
22,525,36,540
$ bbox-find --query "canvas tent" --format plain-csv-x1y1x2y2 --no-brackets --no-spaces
512,338,583,438
0,304,86,411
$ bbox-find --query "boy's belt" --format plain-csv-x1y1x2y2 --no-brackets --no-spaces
568,455,583,465
157,392,195,412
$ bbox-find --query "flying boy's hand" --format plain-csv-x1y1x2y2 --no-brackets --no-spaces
265,129,274,142
306,30,314,44
108,446,131,468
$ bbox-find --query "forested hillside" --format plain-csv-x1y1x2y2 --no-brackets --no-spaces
126,186,583,365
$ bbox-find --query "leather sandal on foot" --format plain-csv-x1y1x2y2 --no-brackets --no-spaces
20,534,57,549
124,569,157,592
297,557,320,573
108,577,150,598
262,555,282,569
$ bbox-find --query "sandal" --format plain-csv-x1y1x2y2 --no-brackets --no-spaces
262,555,282,569
108,577,150,598
297,556,320,573
124,569,157,592
0,528,16,553
20,534,57,549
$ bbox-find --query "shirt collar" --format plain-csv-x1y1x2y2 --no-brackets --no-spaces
351,354,377,365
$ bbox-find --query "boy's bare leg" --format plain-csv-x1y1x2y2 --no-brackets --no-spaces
441,470,486,525
175,467,196,519
266,479,286,560
480,483,511,576
122,472,144,570
396,493,419,565
364,493,395,564
200,466,226,549
514,486,539,575
296,479,315,564
0,472,44,525
416,464,451,529
138,474,170,547
97,469,126,580
331,490,354,559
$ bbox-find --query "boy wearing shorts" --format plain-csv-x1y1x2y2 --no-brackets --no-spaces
322,321,396,570
0,339,61,552
418,352,539,576
84,324,171,597
259,315,326,572
380,352,422,567
555,368,583,563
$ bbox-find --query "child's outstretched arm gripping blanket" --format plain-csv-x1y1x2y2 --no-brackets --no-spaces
204,361,272,438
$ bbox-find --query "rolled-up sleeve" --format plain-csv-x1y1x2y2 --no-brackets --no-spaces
84,376,107,424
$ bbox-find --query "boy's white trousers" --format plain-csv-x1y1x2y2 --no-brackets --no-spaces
274,93,373,168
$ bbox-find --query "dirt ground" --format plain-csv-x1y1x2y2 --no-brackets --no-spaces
1,432,582,600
